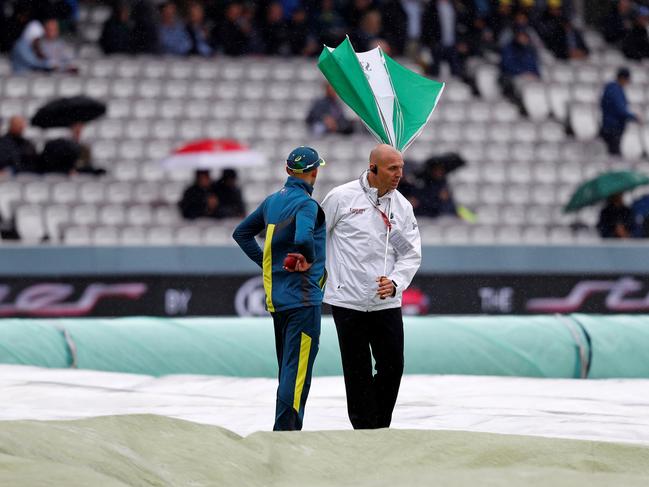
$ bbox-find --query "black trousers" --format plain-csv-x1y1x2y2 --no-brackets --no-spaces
331,306,404,429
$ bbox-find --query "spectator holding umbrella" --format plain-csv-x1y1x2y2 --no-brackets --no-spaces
179,169,224,220
413,155,460,218
597,193,635,239
31,96,107,174
214,168,245,218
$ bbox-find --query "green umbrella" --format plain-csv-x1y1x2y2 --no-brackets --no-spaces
564,170,649,213
318,37,444,152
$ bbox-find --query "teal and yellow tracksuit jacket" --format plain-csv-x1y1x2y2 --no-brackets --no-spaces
232,176,327,312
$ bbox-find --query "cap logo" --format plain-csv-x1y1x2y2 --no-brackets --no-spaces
294,155,303,162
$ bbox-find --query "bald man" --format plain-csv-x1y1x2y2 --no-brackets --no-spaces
321,144,422,429
0,116,37,173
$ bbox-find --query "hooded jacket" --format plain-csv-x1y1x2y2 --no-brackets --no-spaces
321,171,421,312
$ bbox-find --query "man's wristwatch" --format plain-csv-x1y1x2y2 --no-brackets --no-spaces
391,280,397,297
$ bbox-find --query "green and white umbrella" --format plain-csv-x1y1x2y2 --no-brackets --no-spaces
318,37,445,152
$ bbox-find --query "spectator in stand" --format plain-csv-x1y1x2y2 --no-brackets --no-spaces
214,168,245,218
597,193,634,238
351,9,384,52
179,169,225,220
1,1,33,53
602,0,634,45
498,10,543,50
421,0,466,78
0,116,38,174
412,160,457,218
600,67,639,155
260,2,290,55
69,123,105,175
131,0,160,54
100,2,133,54
314,0,347,47
186,1,213,56
622,6,649,60
306,83,354,137
158,1,192,56
39,17,78,72
212,1,253,55
345,0,375,30
536,3,588,60
288,7,318,56
379,0,409,56
10,20,52,73
500,28,540,104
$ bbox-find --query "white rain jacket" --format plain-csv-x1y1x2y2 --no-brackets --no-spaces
321,171,422,312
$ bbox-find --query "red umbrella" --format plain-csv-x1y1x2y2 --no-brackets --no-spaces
161,139,266,170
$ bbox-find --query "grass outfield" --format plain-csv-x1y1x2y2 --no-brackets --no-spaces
1,415,648,486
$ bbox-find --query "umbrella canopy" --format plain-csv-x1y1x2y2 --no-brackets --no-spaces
160,139,267,170
318,37,444,152
31,96,107,129
564,170,649,213
422,152,466,175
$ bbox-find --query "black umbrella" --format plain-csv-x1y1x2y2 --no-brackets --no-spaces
31,96,107,129
422,152,466,174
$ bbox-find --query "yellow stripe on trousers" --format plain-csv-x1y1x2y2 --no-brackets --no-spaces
262,224,275,312
293,332,312,412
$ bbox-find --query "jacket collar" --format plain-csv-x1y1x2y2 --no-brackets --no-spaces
359,170,393,201
285,175,314,195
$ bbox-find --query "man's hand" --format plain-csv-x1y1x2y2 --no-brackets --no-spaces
376,276,395,300
284,253,312,272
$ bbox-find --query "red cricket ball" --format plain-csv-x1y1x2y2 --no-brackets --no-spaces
283,255,298,270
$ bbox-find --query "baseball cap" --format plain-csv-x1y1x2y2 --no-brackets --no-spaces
286,146,326,173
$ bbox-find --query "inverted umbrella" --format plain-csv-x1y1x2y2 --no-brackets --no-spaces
564,170,649,213
160,139,267,170
318,37,445,152
32,96,107,128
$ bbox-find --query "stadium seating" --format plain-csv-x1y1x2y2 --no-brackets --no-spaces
2,5,649,246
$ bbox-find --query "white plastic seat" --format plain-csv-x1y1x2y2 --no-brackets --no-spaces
443,224,470,244
139,161,166,182
119,226,146,245
501,205,527,225
113,161,139,181
521,82,550,121
92,225,120,245
159,181,186,204
569,103,599,140
154,205,181,225
15,204,45,243
164,80,189,99
527,205,553,225
494,225,521,244
78,181,106,204
22,181,50,205
44,204,70,242
71,204,98,226
63,225,92,245
475,63,500,100
132,182,160,204
106,181,133,203
521,225,548,244
504,184,530,204
548,84,571,122
98,204,126,226
175,225,203,245
126,204,153,226
470,225,496,244
476,205,500,225
0,181,23,220
132,99,158,119
621,124,644,160
146,226,174,245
